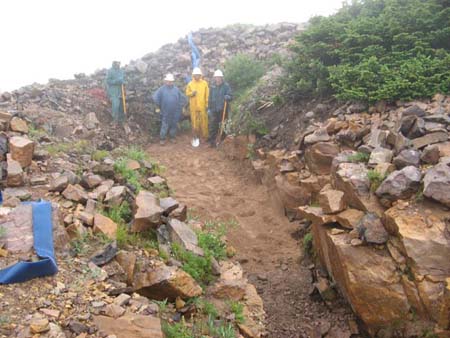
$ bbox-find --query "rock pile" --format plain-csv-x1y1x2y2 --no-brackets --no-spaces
0,110,265,337
242,94,450,336
0,23,302,138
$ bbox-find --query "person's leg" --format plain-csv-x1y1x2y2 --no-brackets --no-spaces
191,110,199,138
208,111,219,145
200,109,209,140
111,97,120,122
160,112,169,143
118,98,125,124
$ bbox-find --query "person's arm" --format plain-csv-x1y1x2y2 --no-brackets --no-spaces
224,83,232,102
204,82,209,109
152,87,162,107
186,83,196,97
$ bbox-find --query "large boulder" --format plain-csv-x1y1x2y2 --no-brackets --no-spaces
383,203,450,321
305,142,340,175
274,174,310,214
6,157,24,187
332,162,383,215
412,131,448,149
10,117,28,133
393,149,420,168
9,136,34,168
165,219,203,255
423,162,450,207
368,147,393,166
133,262,202,301
62,184,88,204
105,186,127,206
131,190,163,232
356,213,388,244
375,166,421,206
312,225,410,332
318,189,345,214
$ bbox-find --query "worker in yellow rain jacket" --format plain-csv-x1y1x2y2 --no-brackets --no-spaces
186,67,209,139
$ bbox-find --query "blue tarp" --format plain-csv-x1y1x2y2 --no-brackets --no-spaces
0,201,58,284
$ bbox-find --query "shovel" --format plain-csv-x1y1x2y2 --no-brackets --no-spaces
121,84,131,134
216,101,228,146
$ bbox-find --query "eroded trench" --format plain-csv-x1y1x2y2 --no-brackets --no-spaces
147,135,360,338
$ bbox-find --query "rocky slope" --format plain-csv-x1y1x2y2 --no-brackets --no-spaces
233,94,450,337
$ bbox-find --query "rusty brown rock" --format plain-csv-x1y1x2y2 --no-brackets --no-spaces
93,213,117,239
9,136,34,168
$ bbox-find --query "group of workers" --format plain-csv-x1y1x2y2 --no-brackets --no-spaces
105,61,232,147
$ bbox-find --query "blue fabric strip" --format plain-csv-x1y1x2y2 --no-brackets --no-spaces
0,201,58,284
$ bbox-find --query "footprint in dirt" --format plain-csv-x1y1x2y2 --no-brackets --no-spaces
238,210,256,217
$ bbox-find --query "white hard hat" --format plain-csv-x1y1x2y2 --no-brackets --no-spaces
213,69,223,77
192,67,202,75
164,73,175,81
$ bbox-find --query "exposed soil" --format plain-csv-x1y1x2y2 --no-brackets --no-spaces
147,135,358,338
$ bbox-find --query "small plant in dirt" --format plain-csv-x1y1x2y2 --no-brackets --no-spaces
102,201,132,225
415,182,425,202
303,232,313,255
198,231,227,261
207,316,237,338
171,243,214,285
153,298,169,312
28,124,47,141
246,143,256,160
46,140,91,156
70,233,91,256
114,158,143,191
114,145,149,162
347,152,370,163
92,149,110,161
162,319,194,338
190,298,218,318
116,225,158,250
367,170,386,192
228,301,245,324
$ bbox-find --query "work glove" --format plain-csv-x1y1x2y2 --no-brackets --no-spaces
155,108,160,113
224,95,231,101
191,91,197,97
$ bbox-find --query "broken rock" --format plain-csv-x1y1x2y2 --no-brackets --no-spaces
62,184,88,203
10,117,28,133
94,314,163,338
166,219,203,255
93,213,118,239
318,189,346,214
393,149,420,168
375,166,421,206
9,136,34,167
423,162,450,207
131,190,163,232
6,157,24,187
356,213,389,244
133,263,202,300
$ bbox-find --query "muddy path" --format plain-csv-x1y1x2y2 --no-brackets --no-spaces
147,136,356,338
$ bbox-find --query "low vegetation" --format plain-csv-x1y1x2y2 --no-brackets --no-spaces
284,0,450,103
347,152,370,163
367,169,386,192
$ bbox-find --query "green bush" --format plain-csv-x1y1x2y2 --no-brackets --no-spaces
171,243,214,285
284,0,450,103
367,169,386,192
225,54,265,96
347,152,370,163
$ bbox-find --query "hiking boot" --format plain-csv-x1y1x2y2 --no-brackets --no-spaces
160,140,166,145
169,138,176,144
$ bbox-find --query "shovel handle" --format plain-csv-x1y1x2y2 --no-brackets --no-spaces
121,84,127,116
216,101,227,145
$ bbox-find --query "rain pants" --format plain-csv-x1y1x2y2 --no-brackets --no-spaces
186,79,209,139
152,85,186,140
106,67,125,123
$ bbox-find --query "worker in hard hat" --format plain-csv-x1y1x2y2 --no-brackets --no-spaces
105,61,125,125
152,74,187,145
186,67,209,140
208,69,232,146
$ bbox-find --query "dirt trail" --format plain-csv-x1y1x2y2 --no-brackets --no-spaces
147,136,356,338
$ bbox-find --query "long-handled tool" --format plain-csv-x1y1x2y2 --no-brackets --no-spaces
216,100,228,146
121,84,131,134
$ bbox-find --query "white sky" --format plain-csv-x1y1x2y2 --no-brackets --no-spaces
0,0,343,91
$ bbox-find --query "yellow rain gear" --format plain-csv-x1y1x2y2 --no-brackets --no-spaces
186,78,209,139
